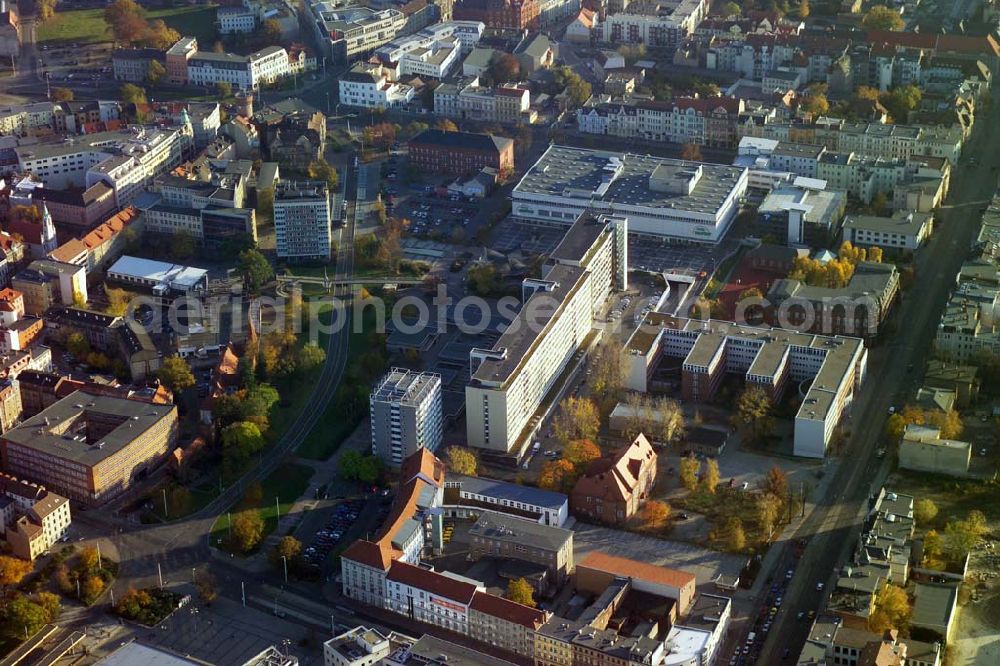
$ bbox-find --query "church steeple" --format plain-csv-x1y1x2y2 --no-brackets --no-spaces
40,203,57,255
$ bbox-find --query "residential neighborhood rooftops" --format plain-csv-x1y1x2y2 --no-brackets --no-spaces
578,551,696,590
469,510,573,552
447,474,567,511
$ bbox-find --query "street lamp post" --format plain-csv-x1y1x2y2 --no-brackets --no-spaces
281,555,288,584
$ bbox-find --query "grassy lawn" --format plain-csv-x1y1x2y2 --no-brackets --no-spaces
211,462,315,553
296,304,387,460
38,6,219,45
675,486,787,554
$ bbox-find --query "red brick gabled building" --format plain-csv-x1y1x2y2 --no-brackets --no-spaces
570,434,657,525
454,0,539,30
408,129,514,176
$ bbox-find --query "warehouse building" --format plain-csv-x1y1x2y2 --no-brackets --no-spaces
512,145,748,243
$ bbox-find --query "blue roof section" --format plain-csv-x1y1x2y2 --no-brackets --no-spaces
448,474,567,510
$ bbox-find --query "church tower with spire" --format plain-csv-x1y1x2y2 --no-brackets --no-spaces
40,203,57,256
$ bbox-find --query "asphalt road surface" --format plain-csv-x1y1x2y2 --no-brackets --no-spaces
752,99,1000,664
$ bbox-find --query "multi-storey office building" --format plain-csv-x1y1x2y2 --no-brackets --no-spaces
374,20,484,64
370,369,443,467
273,180,332,261
623,315,868,457
308,1,407,63
841,211,934,252
15,127,190,205
465,213,627,454
512,145,748,243
453,0,540,30
0,391,178,505
338,62,415,108
187,46,291,90
468,510,574,584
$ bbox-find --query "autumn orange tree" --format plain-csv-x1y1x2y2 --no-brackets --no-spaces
563,439,601,469
538,459,576,493
640,500,670,530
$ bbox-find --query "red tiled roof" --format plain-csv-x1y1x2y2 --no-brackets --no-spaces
341,539,398,570
399,448,445,488
578,551,696,591
386,561,478,604
469,591,547,628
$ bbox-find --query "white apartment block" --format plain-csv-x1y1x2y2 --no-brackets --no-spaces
15,127,190,206
370,369,443,467
0,472,72,561
187,46,292,90
273,180,332,260
216,3,260,34
308,1,406,63
842,211,933,251
374,20,485,63
512,145,748,243
739,120,965,166
623,315,868,458
577,96,744,147
466,214,627,454
324,627,392,666
433,80,531,123
339,62,415,108
600,0,708,49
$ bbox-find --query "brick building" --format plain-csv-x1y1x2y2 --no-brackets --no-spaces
407,129,514,176
454,0,539,30
0,390,178,505
570,433,657,525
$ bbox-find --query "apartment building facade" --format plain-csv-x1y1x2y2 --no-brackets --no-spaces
453,0,539,30
465,213,627,453
370,369,443,467
273,180,332,261
578,95,745,147
338,62,415,108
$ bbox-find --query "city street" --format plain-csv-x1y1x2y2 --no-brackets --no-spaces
752,99,1000,664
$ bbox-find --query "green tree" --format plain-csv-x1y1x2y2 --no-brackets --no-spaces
257,187,274,219
170,230,195,259
146,59,166,85
722,1,740,16
446,447,478,476
488,52,521,83
862,5,904,31
195,572,218,603
307,158,338,190
338,451,382,485
238,249,273,293
273,536,302,562
216,81,233,101
51,87,74,102
914,499,939,526
157,356,196,393
731,386,774,445
262,18,282,42
37,0,58,21
466,264,501,296
230,509,265,552
222,421,266,462
552,396,600,444
142,19,180,50
800,93,830,116
4,596,47,638
679,456,700,492
105,287,132,317
702,458,720,494
506,577,536,607
105,0,147,44
77,546,100,573
66,332,91,357
36,592,60,623
563,439,602,469
725,517,746,551
869,583,910,632
119,83,147,106
297,344,326,374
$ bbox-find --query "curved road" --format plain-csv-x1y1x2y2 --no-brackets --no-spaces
108,164,360,589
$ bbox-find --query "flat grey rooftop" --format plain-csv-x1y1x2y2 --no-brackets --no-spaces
448,473,567,510
514,145,745,217
469,510,573,552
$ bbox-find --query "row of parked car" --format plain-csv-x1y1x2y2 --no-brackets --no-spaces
302,499,363,567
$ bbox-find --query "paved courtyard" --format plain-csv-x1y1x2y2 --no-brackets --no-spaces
572,523,746,591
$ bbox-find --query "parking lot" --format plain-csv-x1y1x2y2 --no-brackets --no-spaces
380,157,484,242
38,42,115,84
492,220,565,255
299,498,365,571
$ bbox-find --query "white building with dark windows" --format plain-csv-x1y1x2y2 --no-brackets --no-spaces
370,369,443,467
466,213,627,454
273,180,332,261
338,62,415,108
187,46,292,90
